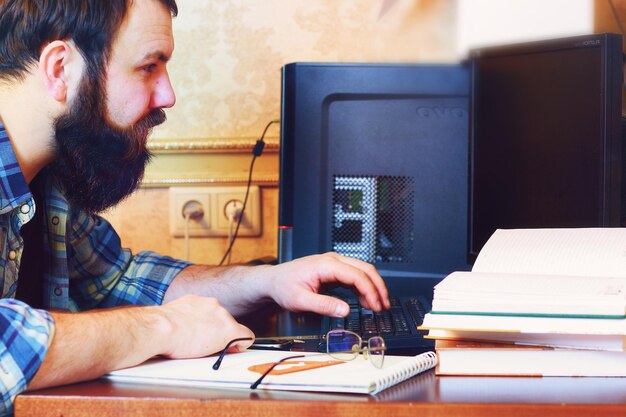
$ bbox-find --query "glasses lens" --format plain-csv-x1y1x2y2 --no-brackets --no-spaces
368,336,385,368
327,330,360,361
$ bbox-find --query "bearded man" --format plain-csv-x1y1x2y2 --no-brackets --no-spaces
0,0,389,415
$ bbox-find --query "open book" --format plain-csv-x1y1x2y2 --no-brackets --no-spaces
106,350,437,395
431,228,626,318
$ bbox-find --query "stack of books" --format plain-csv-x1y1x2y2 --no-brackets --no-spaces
420,228,626,376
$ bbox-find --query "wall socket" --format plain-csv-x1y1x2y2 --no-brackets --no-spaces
169,186,261,237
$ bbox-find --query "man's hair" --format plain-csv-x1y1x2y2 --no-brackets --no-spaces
0,0,178,82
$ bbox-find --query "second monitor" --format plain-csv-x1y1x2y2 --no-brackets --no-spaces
468,33,624,260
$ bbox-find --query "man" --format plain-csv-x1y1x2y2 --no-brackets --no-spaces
0,0,390,414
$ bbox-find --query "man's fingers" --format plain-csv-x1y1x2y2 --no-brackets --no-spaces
317,253,389,311
268,252,390,316
162,295,256,358
333,254,390,309
316,257,384,311
297,292,350,317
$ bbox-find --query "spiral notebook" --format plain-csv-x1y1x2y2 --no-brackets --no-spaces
106,350,437,395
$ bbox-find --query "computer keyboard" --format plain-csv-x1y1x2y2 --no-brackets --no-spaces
321,295,434,351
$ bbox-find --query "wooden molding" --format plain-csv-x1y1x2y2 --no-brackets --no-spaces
147,137,280,154
140,174,279,187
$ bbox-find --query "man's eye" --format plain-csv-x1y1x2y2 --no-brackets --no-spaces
143,64,157,73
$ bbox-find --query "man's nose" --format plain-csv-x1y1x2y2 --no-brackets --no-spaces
151,72,176,109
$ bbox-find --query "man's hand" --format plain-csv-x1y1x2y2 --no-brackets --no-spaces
30,295,253,392
165,253,390,318
264,252,391,317
158,294,255,358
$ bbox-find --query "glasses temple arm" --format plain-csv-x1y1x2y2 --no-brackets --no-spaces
212,337,254,370
250,354,306,389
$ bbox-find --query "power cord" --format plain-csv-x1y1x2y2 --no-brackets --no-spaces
226,200,243,265
218,119,279,266
182,200,204,261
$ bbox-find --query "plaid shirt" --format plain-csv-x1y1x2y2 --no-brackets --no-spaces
0,121,190,415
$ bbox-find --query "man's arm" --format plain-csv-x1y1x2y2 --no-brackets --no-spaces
28,295,253,391
67,212,190,311
67,209,389,320
163,252,391,318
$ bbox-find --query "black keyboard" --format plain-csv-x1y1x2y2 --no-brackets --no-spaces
321,295,434,351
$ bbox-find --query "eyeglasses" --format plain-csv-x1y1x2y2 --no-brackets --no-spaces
326,329,386,368
211,337,303,370
212,330,386,390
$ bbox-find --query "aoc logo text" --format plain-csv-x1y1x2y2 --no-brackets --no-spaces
416,107,467,118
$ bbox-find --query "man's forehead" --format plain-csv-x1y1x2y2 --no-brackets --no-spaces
113,0,174,60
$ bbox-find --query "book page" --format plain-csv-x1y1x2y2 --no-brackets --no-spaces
472,228,626,277
435,339,626,376
432,271,626,316
421,312,626,335
435,271,626,298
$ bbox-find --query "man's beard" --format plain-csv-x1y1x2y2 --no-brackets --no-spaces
50,70,166,215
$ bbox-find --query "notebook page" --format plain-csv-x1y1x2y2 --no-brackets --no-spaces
472,228,626,278
106,350,436,395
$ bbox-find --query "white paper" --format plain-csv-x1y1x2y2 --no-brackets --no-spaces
472,228,626,278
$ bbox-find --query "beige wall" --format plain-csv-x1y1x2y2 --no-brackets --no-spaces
594,0,626,115
156,0,457,140
104,0,458,265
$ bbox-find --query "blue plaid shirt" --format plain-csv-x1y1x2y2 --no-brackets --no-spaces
0,121,190,415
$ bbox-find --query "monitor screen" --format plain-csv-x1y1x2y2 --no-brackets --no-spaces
468,33,623,261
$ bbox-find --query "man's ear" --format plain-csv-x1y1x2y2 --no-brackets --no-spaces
39,40,79,103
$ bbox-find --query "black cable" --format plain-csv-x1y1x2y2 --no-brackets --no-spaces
218,119,279,266
218,155,256,266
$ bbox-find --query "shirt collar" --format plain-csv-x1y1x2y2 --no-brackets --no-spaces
0,121,33,214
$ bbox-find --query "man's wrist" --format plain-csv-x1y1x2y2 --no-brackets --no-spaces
146,305,177,357
247,264,276,304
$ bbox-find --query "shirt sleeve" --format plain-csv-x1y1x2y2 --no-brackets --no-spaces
0,299,54,417
67,211,191,311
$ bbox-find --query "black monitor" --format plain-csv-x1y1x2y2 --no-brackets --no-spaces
468,33,624,262
279,63,471,285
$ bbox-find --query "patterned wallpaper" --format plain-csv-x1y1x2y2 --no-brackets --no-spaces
151,0,457,141
106,0,457,264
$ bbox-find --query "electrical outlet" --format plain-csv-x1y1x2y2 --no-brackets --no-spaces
169,186,261,237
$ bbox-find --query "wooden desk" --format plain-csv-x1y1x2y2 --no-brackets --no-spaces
16,307,626,416
16,371,626,417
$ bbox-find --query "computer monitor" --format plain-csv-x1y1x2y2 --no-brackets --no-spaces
279,63,471,285
468,33,624,262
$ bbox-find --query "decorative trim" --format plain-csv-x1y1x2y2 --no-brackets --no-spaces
141,174,279,187
147,137,280,153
